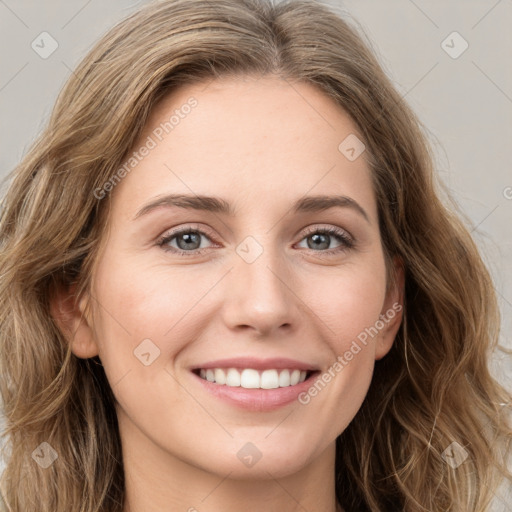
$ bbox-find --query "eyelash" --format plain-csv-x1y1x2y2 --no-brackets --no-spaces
156,225,355,257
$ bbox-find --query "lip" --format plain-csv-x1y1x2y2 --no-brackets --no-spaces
189,357,321,412
191,357,319,372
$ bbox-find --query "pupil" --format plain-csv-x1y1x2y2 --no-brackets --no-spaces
178,232,200,250
309,233,329,250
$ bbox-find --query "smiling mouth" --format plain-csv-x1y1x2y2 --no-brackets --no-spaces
192,367,317,389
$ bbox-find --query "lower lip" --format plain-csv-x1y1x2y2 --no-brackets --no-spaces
191,371,320,411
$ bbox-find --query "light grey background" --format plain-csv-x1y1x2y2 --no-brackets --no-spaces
0,0,511,508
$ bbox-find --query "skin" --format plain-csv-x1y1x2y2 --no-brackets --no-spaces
53,74,403,512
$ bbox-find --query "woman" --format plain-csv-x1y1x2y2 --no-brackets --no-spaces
0,0,510,510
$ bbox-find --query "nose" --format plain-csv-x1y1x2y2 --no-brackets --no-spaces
220,241,299,337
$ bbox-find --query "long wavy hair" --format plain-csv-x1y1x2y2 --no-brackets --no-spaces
0,0,510,510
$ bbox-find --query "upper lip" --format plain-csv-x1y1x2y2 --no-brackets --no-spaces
192,357,320,372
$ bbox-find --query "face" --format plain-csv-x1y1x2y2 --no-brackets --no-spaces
60,75,403,480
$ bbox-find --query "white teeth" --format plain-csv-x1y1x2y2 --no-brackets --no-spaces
214,368,226,385
226,368,241,387
260,369,279,389
241,369,260,388
278,369,290,387
290,369,301,386
197,367,310,388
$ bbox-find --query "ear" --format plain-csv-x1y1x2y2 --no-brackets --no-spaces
375,255,404,360
50,282,99,359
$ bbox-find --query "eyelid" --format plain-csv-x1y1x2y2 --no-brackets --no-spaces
299,224,353,242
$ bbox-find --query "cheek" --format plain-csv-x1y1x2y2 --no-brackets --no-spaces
304,258,388,352
295,258,387,430
89,250,222,375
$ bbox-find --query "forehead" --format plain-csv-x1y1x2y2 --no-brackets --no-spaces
110,75,376,221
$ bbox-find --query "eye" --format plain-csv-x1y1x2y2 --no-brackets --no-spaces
157,226,215,255
295,226,354,255
157,224,355,256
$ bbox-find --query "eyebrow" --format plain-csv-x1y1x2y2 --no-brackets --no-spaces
134,193,370,223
